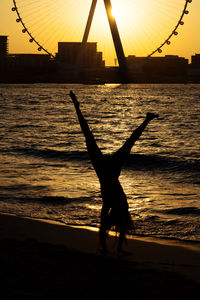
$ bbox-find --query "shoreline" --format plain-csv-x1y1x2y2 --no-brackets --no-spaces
0,213,200,282
0,81,199,85
2,212,200,252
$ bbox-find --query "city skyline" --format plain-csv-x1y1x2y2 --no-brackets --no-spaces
2,36,199,84
1,0,200,65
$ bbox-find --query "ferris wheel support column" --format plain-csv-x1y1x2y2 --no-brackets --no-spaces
104,0,130,82
82,0,97,44
73,0,97,79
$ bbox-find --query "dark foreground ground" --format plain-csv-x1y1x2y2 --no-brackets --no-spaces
1,238,200,300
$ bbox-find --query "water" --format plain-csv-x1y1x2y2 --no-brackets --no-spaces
0,83,200,241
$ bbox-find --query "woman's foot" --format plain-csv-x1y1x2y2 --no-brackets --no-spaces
146,112,159,121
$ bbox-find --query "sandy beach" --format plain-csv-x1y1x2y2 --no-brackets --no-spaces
0,213,200,299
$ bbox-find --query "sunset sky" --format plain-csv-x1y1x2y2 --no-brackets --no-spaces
1,0,199,65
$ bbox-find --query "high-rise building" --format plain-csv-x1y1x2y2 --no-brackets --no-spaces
191,54,200,68
0,35,8,60
189,54,200,83
56,42,105,68
0,36,8,71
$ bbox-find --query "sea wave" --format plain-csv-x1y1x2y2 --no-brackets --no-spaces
161,207,200,216
2,147,200,176
3,147,89,162
0,195,91,205
127,153,200,175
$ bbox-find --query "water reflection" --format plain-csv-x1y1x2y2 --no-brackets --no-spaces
0,83,200,240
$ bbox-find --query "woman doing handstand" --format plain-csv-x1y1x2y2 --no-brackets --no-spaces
70,91,158,253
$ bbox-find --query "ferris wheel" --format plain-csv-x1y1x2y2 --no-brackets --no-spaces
12,0,192,66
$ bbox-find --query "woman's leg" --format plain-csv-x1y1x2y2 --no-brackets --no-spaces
113,113,159,166
117,229,126,252
99,204,111,253
70,91,103,167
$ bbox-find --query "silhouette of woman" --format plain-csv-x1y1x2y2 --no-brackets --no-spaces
70,90,158,253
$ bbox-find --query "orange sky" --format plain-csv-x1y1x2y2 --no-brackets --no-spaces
1,0,199,65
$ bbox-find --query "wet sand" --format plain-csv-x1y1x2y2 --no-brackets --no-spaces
0,213,200,299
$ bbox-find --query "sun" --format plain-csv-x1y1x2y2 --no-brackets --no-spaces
111,2,125,22
111,7,121,20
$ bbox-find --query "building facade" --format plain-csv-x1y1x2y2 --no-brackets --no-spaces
191,54,200,68
9,53,51,70
189,54,200,82
56,42,105,69
0,36,8,69
126,55,189,82
0,36,8,58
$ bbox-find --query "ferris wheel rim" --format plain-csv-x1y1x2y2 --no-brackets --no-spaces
148,0,192,56
12,0,54,57
12,0,192,59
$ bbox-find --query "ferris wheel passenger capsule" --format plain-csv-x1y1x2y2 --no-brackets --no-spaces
158,49,162,53
166,40,171,45
29,38,34,43
187,0,192,3
16,18,21,22
12,7,16,11
38,47,42,51
174,31,178,35
184,10,189,14
180,21,184,25
22,29,27,33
